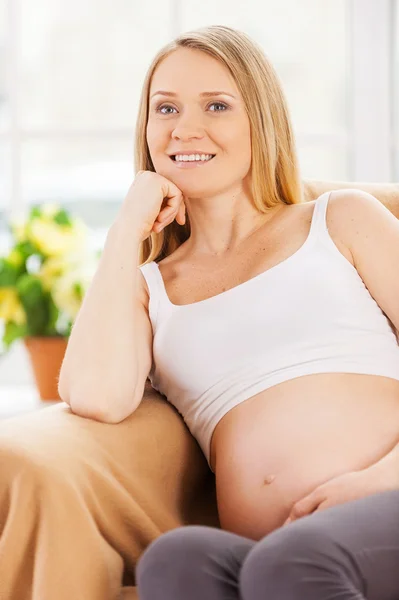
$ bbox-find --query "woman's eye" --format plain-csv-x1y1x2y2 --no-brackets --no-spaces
157,105,177,115
156,101,228,115
209,102,228,112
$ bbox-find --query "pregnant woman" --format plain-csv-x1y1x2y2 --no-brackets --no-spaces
60,25,399,600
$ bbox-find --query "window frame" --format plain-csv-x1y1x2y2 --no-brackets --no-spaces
350,0,394,182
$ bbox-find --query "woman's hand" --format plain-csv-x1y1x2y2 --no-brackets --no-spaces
283,460,398,526
116,170,186,243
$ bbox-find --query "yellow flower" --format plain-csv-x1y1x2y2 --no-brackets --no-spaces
0,288,26,325
37,255,70,291
41,203,62,219
9,217,28,243
52,259,97,320
7,248,25,268
29,218,88,257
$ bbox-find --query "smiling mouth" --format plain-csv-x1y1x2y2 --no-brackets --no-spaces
170,155,216,162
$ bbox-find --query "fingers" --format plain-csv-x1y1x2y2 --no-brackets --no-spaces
284,489,324,525
177,202,186,225
142,172,186,233
153,206,177,231
156,188,186,231
154,202,185,231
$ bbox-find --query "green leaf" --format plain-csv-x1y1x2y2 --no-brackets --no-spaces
0,258,20,287
14,240,39,260
53,209,72,227
73,281,83,300
64,320,73,337
45,293,60,335
16,274,49,336
29,206,42,220
3,320,28,350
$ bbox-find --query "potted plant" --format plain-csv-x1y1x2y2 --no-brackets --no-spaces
0,203,100,401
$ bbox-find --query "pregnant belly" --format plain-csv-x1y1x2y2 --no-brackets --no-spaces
210,373,399,541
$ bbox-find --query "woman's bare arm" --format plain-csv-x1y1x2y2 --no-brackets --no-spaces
58,171,186,422
58,219,153,423
329,189,399,333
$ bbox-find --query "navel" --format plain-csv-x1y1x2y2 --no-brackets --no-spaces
263,474,276,485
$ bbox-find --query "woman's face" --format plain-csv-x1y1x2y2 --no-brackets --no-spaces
146,48,252,197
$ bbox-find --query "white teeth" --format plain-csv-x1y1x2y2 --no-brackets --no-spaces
174,153,214,162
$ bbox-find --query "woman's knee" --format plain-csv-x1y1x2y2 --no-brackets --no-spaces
239,520,346,598
136,526,218,595
137,526,216,573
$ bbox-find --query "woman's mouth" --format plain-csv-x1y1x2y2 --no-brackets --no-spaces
170,154,216,168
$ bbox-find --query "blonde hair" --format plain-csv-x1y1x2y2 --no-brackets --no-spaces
135,25,303,266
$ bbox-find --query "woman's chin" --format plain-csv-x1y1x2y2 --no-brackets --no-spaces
154,165,214,197
165,176,210,196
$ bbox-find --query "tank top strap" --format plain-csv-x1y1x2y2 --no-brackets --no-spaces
308,190,332,239
138,261,174,330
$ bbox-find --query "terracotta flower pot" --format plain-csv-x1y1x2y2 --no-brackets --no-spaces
24,336,68,401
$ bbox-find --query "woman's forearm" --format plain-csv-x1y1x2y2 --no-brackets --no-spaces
58,219,144,421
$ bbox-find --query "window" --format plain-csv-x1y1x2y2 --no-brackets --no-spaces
1,0,397,236
1,0,173,236
394,0,399,178
0,0,397,387
181,0,350,180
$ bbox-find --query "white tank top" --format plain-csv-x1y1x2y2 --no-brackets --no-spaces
139,192,399,471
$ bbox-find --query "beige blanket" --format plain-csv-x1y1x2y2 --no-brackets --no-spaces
0,384,218,600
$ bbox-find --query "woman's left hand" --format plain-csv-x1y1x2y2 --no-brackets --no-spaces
283,460,398,526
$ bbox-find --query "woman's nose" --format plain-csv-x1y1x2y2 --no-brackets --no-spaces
172,128,204,142
171,112,205,141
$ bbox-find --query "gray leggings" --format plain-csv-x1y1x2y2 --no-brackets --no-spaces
136,489,399,600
